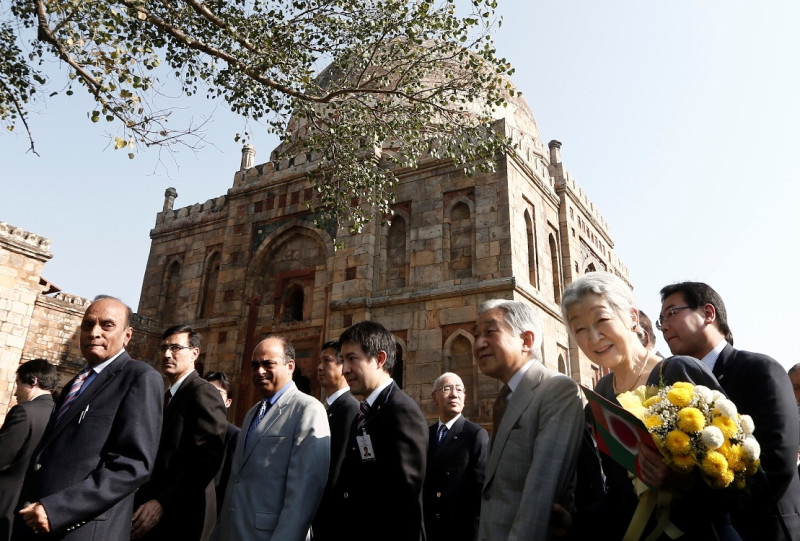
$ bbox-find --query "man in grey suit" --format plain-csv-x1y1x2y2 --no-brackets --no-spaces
213,335,330,541
0,359,56,541
473,299,583,540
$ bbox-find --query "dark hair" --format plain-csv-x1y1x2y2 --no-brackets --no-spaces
339,321,396,373
788,363,800,376
638,310,656,348
205,371,233,398
262,334,295,361
17,359,58,391
162,324,202,348
660,282,733,346
92,295,133,327
321,340,341,364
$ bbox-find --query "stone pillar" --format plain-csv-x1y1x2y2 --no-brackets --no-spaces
241,144,256,170
0,223,51,422
548,140,562,164
163,187,178,212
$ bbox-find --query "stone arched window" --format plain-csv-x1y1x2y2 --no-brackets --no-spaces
585,262,597,274
449,202,473,279
161,260,181,324
199,251,221,318
524,209,538,288
446,333,477,417
549,233,561,303
282,282,304,322
558,354,567,375
387,215,407,288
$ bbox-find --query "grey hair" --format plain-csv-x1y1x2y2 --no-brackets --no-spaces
432,372,465,394
477,299,543,361
560,272,639,340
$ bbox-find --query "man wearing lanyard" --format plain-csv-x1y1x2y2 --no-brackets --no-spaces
332,321,428,541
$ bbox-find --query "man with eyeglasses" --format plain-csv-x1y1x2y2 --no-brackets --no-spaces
132,324,227,541
423,373,488,541
659,282,800,540
213,335,330,541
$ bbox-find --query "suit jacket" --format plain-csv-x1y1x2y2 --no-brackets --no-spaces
13,351,163,541
214,422,240,516
332,381,428,541
135,371,228,541
312,390,358,540
712,345,800,540
0,394,54,541
478,362,583,541
423,415,488,541
212,382,330,541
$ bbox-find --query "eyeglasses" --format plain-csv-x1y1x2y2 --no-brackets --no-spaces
437,384,465,394
655,306,692,330
158,344,195,353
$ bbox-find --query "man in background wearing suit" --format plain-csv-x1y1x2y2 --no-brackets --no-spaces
333,321,428,541
204,372,240,517
131,325,227,540
312,340,358,540
659,282,800,540
0,359,57,541
14,295,163,540
423,372,488,541
213,335,329,541
474,299,583,540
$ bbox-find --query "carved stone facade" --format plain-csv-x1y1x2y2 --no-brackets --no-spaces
136,91,630,426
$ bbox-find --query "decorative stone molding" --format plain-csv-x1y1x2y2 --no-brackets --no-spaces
0,222,52,261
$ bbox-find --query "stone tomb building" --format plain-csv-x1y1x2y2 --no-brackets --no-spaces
136,89,630,426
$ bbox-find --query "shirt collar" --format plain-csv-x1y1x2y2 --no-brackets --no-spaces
365,378,394,406
438,413,462,430
265,379,294,406
508,360,535,395
700,339,728,372
168,369,195,398
325,386,351,406
88,348,126,374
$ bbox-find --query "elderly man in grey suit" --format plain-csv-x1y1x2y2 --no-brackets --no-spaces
473,299,583,540
212,335,330,541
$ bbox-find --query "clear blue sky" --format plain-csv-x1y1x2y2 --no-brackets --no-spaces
2,1,798,368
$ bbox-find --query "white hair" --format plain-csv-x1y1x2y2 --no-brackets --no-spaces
560,272,638,340
432,372,465,394
477,299,542,360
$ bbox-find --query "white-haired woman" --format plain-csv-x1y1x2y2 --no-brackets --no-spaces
562,272,739,541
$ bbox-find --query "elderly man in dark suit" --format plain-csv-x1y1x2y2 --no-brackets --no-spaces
312,340,359,540
0,359,56,541
333,321,429,541
423,372,488,541
659,282,800,540
131,325,227,541
13,295,163,541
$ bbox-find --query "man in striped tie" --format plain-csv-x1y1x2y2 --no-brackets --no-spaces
423,373,488,541
14,295,163,541
331,321,429,541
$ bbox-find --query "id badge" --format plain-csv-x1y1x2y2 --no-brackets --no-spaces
356,434,376,462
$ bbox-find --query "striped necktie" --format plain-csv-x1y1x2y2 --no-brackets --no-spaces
491,385,511,444
56,367,92,422
357,400,370,431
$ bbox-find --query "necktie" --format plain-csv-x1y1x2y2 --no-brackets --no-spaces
244,399,270,449
437,424,449,445
357,400,370,432
56,367,92,422
491,385,511,444
163,390,171,410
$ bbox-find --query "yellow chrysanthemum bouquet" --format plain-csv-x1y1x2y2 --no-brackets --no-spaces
618,382,760,489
